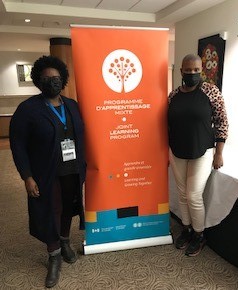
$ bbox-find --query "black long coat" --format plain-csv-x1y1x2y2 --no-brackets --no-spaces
10,94,86,243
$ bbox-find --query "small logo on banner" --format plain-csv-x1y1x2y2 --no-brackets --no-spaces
133,223,142,228
102,49,142,93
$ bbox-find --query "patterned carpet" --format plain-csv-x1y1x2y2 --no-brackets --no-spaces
0,149,237,290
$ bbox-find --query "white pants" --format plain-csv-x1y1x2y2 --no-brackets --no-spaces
169,148,214,232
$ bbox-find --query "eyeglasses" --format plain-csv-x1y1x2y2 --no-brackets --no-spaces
40,76,62,82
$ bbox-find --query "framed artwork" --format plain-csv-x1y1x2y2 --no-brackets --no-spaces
16,63,33,86
198,34,226,90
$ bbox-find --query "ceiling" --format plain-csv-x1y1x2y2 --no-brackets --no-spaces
0,0,226,53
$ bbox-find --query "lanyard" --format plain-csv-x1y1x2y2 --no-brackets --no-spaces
48,102,67,130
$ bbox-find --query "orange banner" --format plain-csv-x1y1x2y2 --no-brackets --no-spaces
71,26,170,249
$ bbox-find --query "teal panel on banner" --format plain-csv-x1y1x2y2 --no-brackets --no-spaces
85,209,170,245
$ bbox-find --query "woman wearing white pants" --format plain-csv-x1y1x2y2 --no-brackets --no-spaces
168,54,228,256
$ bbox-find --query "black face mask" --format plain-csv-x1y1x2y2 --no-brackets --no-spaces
40,76,62,98
182,73,201,87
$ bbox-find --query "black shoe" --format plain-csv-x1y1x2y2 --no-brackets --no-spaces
45,253,61,288
60,238,77,263
175,227,194,249
185,232,206,257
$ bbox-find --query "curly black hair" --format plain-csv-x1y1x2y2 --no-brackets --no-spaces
31,55,69,89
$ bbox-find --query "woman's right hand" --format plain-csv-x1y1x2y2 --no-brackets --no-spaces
24,177,40,197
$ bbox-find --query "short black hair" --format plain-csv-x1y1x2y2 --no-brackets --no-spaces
181,54,202,67
31,55,69,89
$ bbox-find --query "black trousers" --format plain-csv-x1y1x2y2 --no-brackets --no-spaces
47,174,82,253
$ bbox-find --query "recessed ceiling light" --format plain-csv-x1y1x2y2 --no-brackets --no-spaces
17,48,21,51
25,19,31,23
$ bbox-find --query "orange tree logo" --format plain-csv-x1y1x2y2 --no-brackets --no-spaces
102,49,143,93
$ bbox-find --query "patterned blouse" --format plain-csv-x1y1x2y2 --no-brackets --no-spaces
168,82,228,159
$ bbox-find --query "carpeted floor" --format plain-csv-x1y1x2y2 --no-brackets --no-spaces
0,149,237,290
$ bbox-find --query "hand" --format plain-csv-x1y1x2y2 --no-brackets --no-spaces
213,153,223,169
25,177,40,197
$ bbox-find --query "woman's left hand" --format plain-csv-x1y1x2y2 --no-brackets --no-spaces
213,153,223,169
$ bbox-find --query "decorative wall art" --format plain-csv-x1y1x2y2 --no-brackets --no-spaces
16,63,33,86
198,34,226,90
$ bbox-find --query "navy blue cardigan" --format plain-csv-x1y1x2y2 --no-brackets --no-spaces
10,94,86,243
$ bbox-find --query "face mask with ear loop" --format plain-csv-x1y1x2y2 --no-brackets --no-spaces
40,76,63,98
182,73,201,87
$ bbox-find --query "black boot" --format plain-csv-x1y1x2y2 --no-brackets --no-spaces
60,238,77,263
45,252,61,288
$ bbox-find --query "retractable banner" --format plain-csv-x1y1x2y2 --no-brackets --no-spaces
71,26,172,254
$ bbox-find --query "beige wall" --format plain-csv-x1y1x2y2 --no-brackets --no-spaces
0,51,44,137
0,51,43,96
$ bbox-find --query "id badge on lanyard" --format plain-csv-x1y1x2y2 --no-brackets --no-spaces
61,139,76,162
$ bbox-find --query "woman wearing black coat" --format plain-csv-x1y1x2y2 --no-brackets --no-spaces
10,55,86,288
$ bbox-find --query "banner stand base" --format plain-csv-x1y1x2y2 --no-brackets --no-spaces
83,235,173,255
